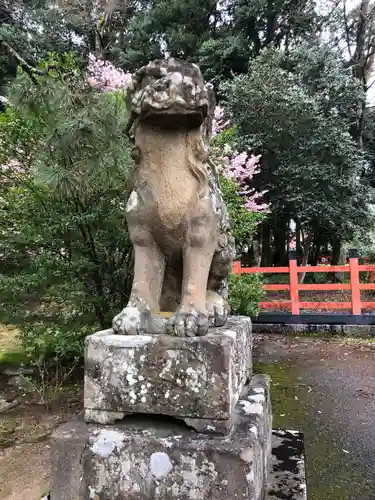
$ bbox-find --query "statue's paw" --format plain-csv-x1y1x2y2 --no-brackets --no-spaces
211,303,228,327
166,308,209,337
112,306,142,334
206,291,229,327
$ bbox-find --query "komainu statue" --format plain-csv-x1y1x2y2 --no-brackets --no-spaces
113,59,235,337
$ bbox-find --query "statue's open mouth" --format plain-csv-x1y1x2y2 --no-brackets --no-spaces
139,104,208,128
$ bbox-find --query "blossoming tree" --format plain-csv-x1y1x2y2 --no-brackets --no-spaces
87,54,133,92
211,105,270,262
212,106,269,215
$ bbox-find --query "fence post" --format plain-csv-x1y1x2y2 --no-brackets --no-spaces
349,249,361,315
289,250,300,315
233,260,241,275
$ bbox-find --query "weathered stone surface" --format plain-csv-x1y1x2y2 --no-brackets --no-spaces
51,374,272,500
252,322,375,337
131,59,212,126
342,324,375,337
112,58,235,337
50,423,88,500
267,430,307,500
85,316,252,430
252,323,342,335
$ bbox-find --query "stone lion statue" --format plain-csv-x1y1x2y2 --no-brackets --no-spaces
113,58,235,337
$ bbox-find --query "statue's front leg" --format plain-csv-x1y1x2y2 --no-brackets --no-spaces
167,215,216,337
113,232,165,334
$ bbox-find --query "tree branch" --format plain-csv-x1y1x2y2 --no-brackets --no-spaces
0,39,58,84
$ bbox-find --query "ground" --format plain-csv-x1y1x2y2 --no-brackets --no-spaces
255,334,375,500
0,384,81,500
0,324,82,500
1,326,375,499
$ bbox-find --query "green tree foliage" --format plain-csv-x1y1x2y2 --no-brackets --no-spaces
220,175,264,255
2,1,375,359
221,44,372,265
0,55,134,332
0,0,89,89
104,0,319,81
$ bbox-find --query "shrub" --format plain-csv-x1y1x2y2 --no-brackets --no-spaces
228,273,265,317
15,321,92,407
220,175,264,255
0,54,134,331
18,322,91,365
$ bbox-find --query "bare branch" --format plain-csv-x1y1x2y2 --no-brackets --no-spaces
343,0,353,59
365,75,375,90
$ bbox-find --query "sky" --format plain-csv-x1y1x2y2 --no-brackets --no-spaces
318,0,375,103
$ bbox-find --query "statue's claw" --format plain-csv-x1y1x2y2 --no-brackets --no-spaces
112,305,143,335
206,291,229,327
212,304,228,327
166,308,209,337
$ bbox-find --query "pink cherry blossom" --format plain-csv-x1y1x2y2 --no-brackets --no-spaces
87,54,133,92
212,106,230,136
289,238,297,250
223,149,269,213
212,105,269,214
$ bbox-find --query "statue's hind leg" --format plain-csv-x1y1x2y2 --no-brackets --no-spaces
206,242,235,326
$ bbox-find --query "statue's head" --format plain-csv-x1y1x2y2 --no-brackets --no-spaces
130,58,215,130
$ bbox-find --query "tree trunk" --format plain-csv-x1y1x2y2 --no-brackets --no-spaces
330,238,345,282
347,0,372,149
273,222,288,265
335,243,348,283
266,0,277,44
331,239,341,265
299,232,313,284
312,230,323,266
253,237,262,267
296,220,301,259
261,224,271,266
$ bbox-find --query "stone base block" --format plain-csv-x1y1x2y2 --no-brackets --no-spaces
51,375,271,500
253,322,375,338
84,316,252,432
267,430,307,500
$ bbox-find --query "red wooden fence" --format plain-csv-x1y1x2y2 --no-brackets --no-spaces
232,252,375,315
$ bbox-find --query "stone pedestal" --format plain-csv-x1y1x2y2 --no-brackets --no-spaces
50,316,274,500
51,375,271,500
84,317,252,433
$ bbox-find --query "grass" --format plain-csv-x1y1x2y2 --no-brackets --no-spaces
0,323,29,365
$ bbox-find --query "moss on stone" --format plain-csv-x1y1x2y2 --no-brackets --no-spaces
253,361,307,429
